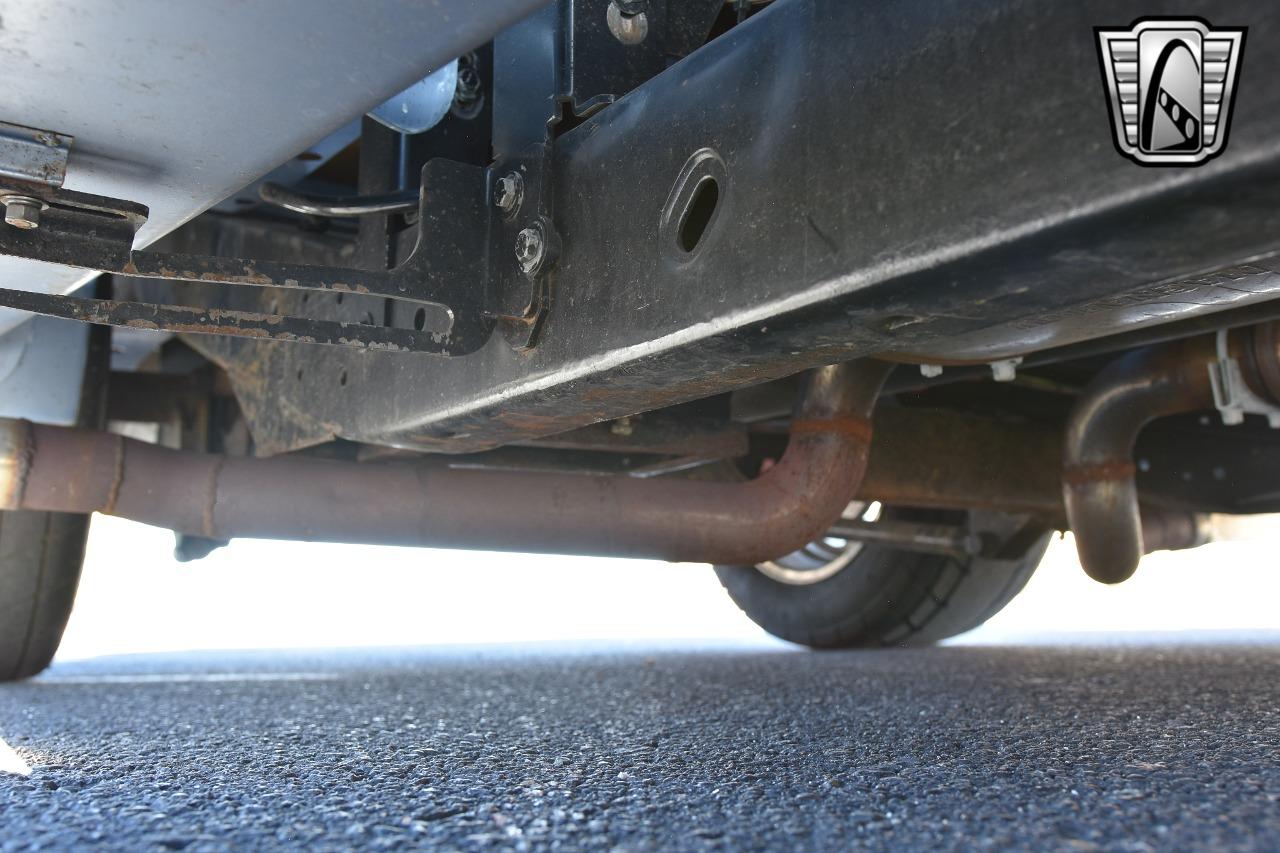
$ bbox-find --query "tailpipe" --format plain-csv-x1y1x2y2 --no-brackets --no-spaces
0,360,893,565
1063,323,1280,583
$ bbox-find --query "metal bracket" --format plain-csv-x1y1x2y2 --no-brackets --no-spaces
0,121,72,189
1208,328,1280,427
0,160,497,355
563,0,724,117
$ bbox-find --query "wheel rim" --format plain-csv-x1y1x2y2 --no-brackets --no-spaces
754,502,879,586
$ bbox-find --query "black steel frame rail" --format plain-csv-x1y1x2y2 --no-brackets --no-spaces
188,0,1280,454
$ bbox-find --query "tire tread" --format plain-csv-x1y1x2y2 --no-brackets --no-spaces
715,511,1050,649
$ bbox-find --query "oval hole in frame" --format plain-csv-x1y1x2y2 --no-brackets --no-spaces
660,148,728,260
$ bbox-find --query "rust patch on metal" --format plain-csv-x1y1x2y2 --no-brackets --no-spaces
1062,460,1136,485
496,408,610,436
202,457,226,538
789,415,874,443
154,263,275,287
328,282,371,294
103,434,126,514
0,419,35,508
162,322,274,338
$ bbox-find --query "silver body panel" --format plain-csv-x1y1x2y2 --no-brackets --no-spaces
0,317,87,425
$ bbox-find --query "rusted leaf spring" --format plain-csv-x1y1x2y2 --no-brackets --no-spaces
0,361,893,565
0,287,442,353
1063,324,1280,584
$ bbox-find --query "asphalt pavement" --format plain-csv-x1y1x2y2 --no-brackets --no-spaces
0,635,1277,851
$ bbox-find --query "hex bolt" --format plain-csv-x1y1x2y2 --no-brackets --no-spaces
515,225,547,276
2,195,43,230
607,0,649,45
494,172,524,218
451,51,485,120
456,65,482,102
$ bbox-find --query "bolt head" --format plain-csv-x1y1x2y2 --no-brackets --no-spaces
515,226,546,275
3,197,41,230
607,1,649,45
494,172,524,217
456,65,481,96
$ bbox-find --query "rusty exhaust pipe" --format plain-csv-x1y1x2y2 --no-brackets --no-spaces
1063,323,1280,584
0,360,892,565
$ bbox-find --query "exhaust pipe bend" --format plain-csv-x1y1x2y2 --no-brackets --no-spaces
1064,326,1280,584
0,360,893,565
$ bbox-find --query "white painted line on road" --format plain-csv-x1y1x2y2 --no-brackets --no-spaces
0,735,31,777
36,672,339,685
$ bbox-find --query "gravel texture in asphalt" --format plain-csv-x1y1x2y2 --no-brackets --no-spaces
0,636,1277,850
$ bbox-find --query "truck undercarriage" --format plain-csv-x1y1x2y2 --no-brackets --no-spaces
0,0,1277,677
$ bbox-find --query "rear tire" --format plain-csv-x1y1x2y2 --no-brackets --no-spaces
715,508,1051,648
0,319,106,681
0,512,92,681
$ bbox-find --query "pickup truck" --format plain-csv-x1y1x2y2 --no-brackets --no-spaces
0,0,1274,679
